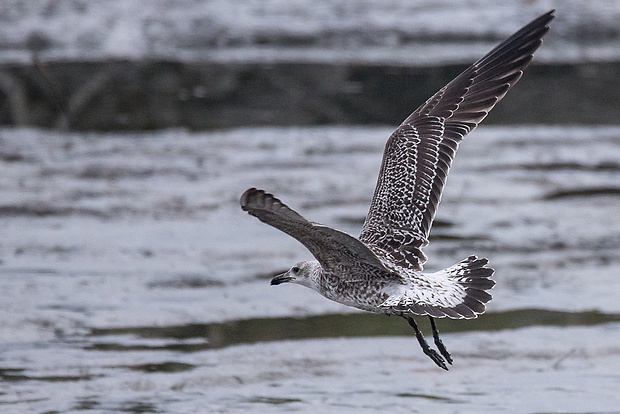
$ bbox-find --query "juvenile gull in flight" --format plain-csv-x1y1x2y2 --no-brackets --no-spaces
241,11,554,370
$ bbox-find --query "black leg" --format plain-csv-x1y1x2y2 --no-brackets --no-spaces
428,316,453,365
404,316,448,370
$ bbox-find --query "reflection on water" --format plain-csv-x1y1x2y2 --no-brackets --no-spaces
88,309,620,353
3,320,620,413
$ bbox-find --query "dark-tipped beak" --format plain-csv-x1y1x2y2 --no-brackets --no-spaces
270,272,293,286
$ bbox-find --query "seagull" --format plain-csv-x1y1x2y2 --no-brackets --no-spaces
240,11,554,370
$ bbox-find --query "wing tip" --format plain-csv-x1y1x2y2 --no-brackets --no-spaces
543,9,556,21
239,187,258,211
240,187,275,212
525,10,555,43
528,9,555,31
240,187,260,211
240,187,307,223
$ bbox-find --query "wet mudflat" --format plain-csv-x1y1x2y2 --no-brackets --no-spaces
0,124,619,412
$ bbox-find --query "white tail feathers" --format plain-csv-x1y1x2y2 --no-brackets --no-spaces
381,255,495,319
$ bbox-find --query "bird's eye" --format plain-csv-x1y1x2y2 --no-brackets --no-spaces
291,266,300,273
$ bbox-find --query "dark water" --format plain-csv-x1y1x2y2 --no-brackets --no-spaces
85,309,620,353
3,3,620,130
0,124,619,412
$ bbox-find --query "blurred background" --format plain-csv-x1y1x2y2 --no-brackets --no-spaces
1,1,619,413
1,0,619,129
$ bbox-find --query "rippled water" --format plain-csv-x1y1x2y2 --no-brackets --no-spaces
1,125,619,413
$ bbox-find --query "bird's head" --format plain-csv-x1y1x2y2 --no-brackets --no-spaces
271,260,321,290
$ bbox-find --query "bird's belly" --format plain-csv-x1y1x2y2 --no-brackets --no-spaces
320,278,391,313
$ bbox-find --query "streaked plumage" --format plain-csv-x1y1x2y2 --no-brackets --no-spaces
241,11,554,370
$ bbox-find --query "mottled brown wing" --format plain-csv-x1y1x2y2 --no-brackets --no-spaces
360,11,554,271
240,188,387,270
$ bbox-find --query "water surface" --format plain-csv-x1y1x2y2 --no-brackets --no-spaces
0,125,619,412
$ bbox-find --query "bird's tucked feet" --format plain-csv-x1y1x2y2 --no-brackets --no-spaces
429,316,453,365
404,316,449,370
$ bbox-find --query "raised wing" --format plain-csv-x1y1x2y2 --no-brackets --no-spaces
360,11,554,271
240,188,387,270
